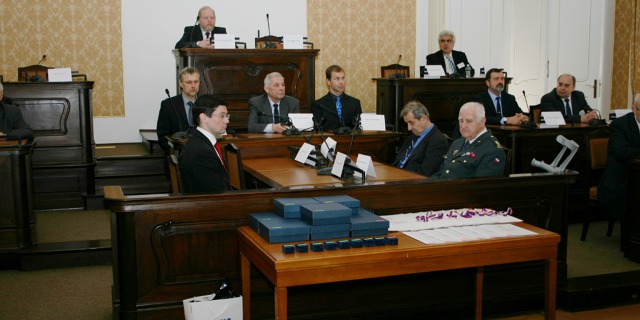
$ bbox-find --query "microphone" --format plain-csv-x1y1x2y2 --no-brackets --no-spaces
519,90,536,128
165,89,188,139
189,18,199,47
257,110,300,135
390,54,406,79
317,104,351,134
589,109,606,126
347,114,361,156
264,13,277,48
29,55,47,82
343,158,366,182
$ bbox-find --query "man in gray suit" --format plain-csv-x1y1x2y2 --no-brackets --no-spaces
247,72,300,133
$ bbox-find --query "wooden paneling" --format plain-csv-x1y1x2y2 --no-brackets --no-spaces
174,49,319,133
3,82,96,210
106,172,576,319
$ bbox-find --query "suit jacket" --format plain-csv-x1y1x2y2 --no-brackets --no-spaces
179,129,230,193
247,93,300,133
175,25,227,49
392,125,449,177
311,93,362,132
157,95,191,153
472,91,525,125
432,130,506,180
0,103,34,139
598,113,640,218
540,89,592,123
426,50,475,77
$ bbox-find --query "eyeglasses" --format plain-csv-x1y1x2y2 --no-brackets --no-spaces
211,113,230,119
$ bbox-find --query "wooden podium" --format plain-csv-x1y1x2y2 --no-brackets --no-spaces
174,49,319,132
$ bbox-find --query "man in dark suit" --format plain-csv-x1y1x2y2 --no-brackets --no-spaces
392,101,449,176
312,65,362,133
175,6,227,49
472,68,529,126
0,83,33,140
247,72,300,133
179,94,231,193
426,30,474,77
156,67,200,154
598,93,640,221
432,102,506,180
540,74,598,123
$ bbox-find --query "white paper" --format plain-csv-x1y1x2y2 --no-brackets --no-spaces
541,111,566,126
425,65,446,77
360,114,387,131
404,231,445,244
477,224,537,237
331,152,348,177
615,109,632,118
355,154,376,178
283,35,304,49
294,142,317,166
47,68,72,82
320,137,337,159
289,113,314,131
214,34,235,49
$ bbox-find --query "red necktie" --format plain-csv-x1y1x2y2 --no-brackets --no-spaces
214,142,226,168
205,31,210,39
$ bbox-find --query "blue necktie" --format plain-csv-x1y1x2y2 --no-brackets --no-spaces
398,135,419,168
336,96,343,121
446,55,457,74
187,101,194,126
495,96,502,115
564,99,571,116
273,103,279,123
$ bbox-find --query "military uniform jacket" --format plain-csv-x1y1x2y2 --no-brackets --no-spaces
432,130,506,180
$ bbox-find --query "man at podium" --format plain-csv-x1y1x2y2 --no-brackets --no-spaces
175,6,227,49
426,30,474,78
0,83,33,140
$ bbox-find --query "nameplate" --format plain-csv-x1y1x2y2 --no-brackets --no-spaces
48,68,72,82
290,113,314,131
294,142,317,166
355,154,376,178
331,152,349,177
283,35,304,49
360,114,386,131
541,111,566,126
425,65,446,77
321,137,337,159
214,34,235,49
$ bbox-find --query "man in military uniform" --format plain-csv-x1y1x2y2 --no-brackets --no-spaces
431,102,505,179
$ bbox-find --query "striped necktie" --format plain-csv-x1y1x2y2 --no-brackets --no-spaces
446,55,457,74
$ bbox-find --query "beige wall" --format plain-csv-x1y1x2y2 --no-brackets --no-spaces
611,0,640,109
307,0,416,113
0,0,124,117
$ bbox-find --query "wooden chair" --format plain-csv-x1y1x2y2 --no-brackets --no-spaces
580,132,615,241
18,65,52,82
225,143,245,190
381,64,410,79
503,146,513,176
255,36,283,49
529,104,542,125
168,154,183,194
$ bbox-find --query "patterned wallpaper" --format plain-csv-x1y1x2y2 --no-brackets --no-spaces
611,0,638,109
307,0,416,113
0,0,124,117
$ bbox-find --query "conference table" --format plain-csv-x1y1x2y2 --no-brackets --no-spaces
238,223,560,320
242,157,425,188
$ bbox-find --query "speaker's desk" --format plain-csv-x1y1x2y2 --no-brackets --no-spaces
242,157,425,188
238,224,560,320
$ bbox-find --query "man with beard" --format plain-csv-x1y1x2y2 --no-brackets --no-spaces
431,102,506,179
175,6,227,49
472,68,528,126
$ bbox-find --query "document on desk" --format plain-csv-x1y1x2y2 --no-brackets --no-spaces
404,224,538,245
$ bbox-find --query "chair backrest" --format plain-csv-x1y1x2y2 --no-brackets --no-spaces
255,36,283,49
225,143,245,190
18,65,52,82
381,64,410,79
168,154,182,194
589,137,609,170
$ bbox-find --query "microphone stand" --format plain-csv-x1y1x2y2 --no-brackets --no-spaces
347,114,361,156
318,104,351,135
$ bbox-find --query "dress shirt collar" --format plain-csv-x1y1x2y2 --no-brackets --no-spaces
467,128,488,145
196,126,218,146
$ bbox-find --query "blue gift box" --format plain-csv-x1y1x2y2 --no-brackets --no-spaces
249,212,277,234
350,208,390,237
310,223,350,240
312,195,361,215
273,197,320,219
253,212,310,243
300,203,352,226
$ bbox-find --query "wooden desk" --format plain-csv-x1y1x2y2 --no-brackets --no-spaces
174,49,319,133
375,78,510,134
243,157,425,188
238,224,560,320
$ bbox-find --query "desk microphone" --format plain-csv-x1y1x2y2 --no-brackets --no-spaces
317,104,351,134
589,110,607,126
258,110,300,135
29,54,47,82
264,14,277,48
390,54,405,79
165,89,189,139
519,90,536,128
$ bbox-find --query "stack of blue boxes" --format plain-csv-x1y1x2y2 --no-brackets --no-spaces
248,195,390,244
